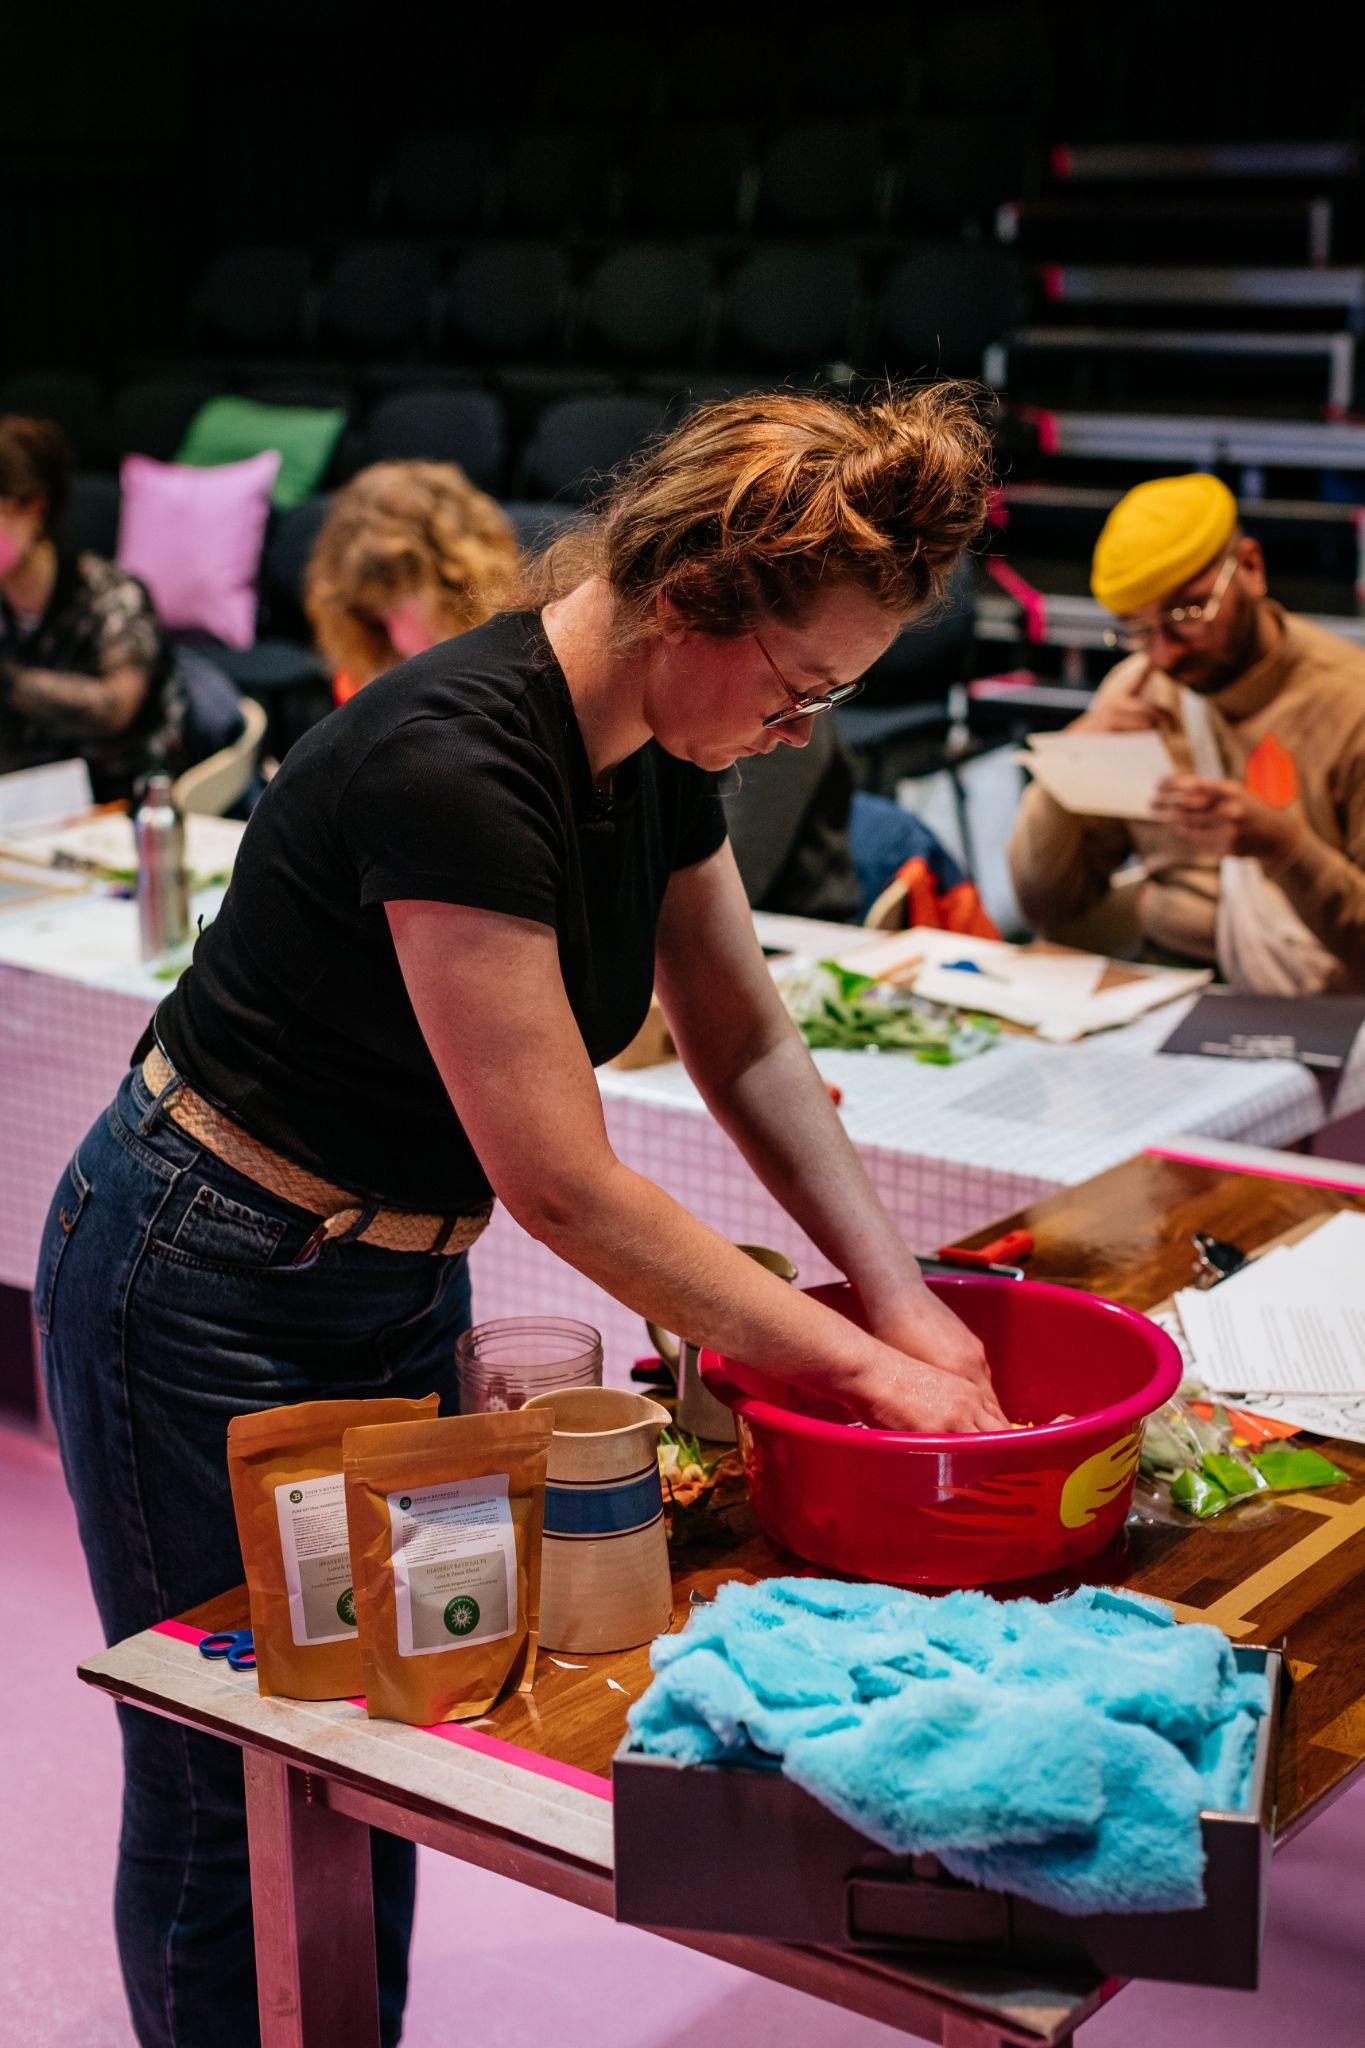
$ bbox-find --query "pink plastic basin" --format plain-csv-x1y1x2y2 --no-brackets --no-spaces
699,1277,1182,1587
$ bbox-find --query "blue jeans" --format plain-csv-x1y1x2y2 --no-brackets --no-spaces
37,1063,473,2048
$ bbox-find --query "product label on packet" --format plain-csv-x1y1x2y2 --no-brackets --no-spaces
387,1474,517,1657
274,1473,357,1646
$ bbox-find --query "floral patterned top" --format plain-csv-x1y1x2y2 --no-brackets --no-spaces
0,551,184,800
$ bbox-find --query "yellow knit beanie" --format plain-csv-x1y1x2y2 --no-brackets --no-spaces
1090,474,1238,613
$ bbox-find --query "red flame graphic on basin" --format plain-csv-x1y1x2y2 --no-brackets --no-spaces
701,1280,1176,1588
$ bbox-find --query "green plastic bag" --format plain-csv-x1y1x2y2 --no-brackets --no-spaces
1203,1452,1269,1500
1171,1468,1236,1518
1170,1442,1348,1518
1253,1445,1348,1491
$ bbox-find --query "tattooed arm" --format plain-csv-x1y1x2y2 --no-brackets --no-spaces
3,661,150,737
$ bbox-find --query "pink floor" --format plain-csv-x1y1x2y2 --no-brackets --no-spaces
5,1420,1363,2048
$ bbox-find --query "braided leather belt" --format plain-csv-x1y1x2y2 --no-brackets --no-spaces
141,1047,492,1263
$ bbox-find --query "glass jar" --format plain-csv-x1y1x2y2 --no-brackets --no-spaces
455,1316,603,1414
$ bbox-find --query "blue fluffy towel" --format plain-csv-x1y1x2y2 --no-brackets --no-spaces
627,1578,1270,1915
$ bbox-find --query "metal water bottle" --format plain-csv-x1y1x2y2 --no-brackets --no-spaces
134,773,190,961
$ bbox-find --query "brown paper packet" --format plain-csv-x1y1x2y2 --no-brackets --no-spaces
343,1411,553,1726
226,1394,439,1700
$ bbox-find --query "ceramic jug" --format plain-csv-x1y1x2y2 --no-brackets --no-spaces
646,1243,799,1443
522,1386,674,1654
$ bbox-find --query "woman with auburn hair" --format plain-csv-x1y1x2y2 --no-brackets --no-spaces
305,458,522,701
38,383,1002,2047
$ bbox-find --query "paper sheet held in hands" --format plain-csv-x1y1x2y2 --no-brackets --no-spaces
1015,730,1175,820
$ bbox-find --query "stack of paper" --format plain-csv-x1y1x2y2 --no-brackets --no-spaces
1175,1212,1365,1431
1153,1303,1365,1447
836,927,1209,1042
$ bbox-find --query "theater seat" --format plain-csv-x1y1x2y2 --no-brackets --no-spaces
446,242,571,364
320,244,439,357
364,389,506,491
875,246,1027,379
62,475,122,559
0,371,103,464
110,377,219,463
194,247,315,355
756,123,888,231
516,395,666,502
722,245,863,370
579,244,714,365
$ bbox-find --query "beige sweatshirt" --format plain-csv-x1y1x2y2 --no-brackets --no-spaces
1007,606,1365,986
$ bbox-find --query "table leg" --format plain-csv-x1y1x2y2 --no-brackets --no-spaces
243,1750,381,2048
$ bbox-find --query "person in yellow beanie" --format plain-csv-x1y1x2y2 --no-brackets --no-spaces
1007,473,1365,992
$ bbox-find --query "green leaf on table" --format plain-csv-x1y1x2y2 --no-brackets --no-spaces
817,958,879,1001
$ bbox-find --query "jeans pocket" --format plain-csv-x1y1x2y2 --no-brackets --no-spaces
151,1183,288,1272
34,1151,92,1337
375,1255,468,1377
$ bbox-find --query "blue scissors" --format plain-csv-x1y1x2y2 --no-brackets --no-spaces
198,1627,256,1672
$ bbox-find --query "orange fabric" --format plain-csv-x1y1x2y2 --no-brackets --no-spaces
333,669,364,706
1188,1401,1300,1448
1245,732,1299,809
898,856,1001,938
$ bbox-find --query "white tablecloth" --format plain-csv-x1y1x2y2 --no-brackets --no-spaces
3,897,1362,1383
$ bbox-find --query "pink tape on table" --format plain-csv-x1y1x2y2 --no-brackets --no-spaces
152,1620,612,1800
1144,1143,1365,1194
155,1618,214,1647
417,1719,611,1800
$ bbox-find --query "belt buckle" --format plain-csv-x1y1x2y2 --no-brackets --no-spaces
291,1204,376,1269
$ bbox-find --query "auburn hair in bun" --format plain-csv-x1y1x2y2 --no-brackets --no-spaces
525,382,993,641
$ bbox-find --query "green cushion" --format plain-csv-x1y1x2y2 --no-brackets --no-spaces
177,396,347,511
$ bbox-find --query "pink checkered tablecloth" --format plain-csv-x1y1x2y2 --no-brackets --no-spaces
5,897,1362,1388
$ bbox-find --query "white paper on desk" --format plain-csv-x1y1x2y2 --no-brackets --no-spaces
0,759,94,831
844,928,1103,999
1015,729,1175,819
0,811,245,884
1265,1210,1365,1270
840,926,1206,1040
1176,1278,1365,1396
1153,1302,1365,1444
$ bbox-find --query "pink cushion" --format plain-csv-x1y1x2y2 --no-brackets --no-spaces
117,450,281,649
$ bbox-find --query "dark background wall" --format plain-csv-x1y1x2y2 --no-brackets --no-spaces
4,3,1362,375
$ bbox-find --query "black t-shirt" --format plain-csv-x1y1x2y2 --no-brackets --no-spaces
150,611,727,1208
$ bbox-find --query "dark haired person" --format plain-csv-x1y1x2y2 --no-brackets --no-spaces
0,415,182,799
1008,473,1365,992
39,384,1004,2048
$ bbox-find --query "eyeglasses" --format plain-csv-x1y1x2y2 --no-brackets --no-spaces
754,635,865,728
1103,549,1241,654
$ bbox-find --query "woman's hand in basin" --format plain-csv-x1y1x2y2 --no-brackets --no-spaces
843,1348,1011,1434
866,1283,1001,1406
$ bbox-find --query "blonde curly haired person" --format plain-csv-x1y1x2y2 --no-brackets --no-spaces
305,459,523,701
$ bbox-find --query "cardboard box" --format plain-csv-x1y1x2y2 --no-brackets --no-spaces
613,1646,1279,1989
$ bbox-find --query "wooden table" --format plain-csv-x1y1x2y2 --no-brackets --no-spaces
78,1149,1365,2048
